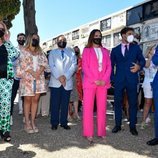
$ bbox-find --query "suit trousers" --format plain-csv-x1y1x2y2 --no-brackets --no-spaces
50,86,71,126
11,79,19,115
114,81,138,129
83,86,107,137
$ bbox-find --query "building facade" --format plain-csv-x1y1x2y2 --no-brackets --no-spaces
42,0,158,55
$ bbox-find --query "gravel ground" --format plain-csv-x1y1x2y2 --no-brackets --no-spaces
0,103,158,158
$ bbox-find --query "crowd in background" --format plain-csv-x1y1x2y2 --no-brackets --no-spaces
0,20,158,146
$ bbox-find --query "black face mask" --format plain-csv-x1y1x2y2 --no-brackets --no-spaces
93,38,102,45
32,39,39,47
57,41,67,48
18,40,25,46
0,30,5,38
75,51,79,56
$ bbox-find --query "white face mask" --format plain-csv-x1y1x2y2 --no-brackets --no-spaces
127,35,134,43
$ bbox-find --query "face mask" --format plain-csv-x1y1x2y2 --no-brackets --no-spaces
18,39,25,46
0,30,5,38
93,38,102,45
75,51,79,56
127,35,134,43
32,39,39,47
57,41,67,48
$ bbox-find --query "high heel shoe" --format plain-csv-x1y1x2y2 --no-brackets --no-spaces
3,131,11,142
24,125,34,134
32,126,39,133
87,137,93,144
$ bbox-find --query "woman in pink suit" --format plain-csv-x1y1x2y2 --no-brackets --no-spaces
82,29,111,144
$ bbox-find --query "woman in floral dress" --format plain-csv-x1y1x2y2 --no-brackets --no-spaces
17,34,48,133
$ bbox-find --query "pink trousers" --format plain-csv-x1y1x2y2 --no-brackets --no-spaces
83,86,107,137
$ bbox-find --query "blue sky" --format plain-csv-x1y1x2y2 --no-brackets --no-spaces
10,0,145,46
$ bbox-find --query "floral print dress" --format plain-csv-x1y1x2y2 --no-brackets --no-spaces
17,49,48,96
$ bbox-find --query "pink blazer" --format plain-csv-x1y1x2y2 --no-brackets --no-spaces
82,47,111,89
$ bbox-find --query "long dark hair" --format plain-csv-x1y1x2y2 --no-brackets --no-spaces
86,29,102,48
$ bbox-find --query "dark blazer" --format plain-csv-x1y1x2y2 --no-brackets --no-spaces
110,43,145,85
152,45,158,88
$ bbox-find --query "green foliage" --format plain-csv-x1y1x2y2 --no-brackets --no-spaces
0,0,21,28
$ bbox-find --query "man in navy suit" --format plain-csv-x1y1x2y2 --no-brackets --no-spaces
147,45,158,145
111,27,145,135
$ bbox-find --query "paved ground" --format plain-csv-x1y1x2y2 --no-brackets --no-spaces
0,102,158,158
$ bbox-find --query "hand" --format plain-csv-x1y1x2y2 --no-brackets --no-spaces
58,75,66,83
35,71,41,80
130,62,140,73
95,80,105,86
59,75,66,87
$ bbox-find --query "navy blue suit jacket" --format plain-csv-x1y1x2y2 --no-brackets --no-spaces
110,43,145,86
152,46,158,89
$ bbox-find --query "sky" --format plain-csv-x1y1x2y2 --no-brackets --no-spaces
10,0,146,46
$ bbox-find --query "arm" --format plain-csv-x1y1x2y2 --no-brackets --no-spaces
82,48,98,83
152,46,158,66
137,46,146,70
102,52,112,84
64,51,77,80
110,48,116,82
48,50,61,79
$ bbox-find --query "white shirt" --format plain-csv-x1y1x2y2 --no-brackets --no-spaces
32,56,38,71
94,47,103,72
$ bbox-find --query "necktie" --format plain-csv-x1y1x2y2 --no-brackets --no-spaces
61,50,64,59
125,45,129,57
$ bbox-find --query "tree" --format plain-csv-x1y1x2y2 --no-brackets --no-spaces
23,0,38,36
0,0,21,29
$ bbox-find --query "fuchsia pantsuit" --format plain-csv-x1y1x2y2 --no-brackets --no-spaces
82,47,111,137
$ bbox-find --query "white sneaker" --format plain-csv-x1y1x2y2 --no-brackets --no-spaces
10,115,13,125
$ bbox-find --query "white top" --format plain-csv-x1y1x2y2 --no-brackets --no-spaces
94,48,103,72
142,60,157,87
32,56,38,71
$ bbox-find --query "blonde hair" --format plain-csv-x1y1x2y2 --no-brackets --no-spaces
25,34,42,52
0,21,8,42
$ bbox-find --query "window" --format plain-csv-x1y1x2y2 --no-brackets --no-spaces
72,30,79,40
113,32,121,46
127,6,143,26
143,1,158,20
102,35,111,48
100,18,111,31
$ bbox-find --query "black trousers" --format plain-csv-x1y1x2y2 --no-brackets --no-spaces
10,79,20,115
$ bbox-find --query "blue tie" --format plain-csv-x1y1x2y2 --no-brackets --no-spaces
125,45,128,57
61,50,64,59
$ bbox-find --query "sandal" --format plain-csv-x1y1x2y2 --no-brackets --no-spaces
32,126,39,133
24,125,34,134
3,131,11,142
86,137,94,145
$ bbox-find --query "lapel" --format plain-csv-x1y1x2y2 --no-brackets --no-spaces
91,47,99,66
117,44,125,59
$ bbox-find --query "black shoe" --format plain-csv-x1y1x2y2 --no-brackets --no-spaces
112,126,121,133
147,138,158,146
51,125,58,130
60,125,71,130
130,128,138,136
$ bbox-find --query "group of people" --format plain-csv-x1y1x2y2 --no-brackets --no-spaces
0,20,158,146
